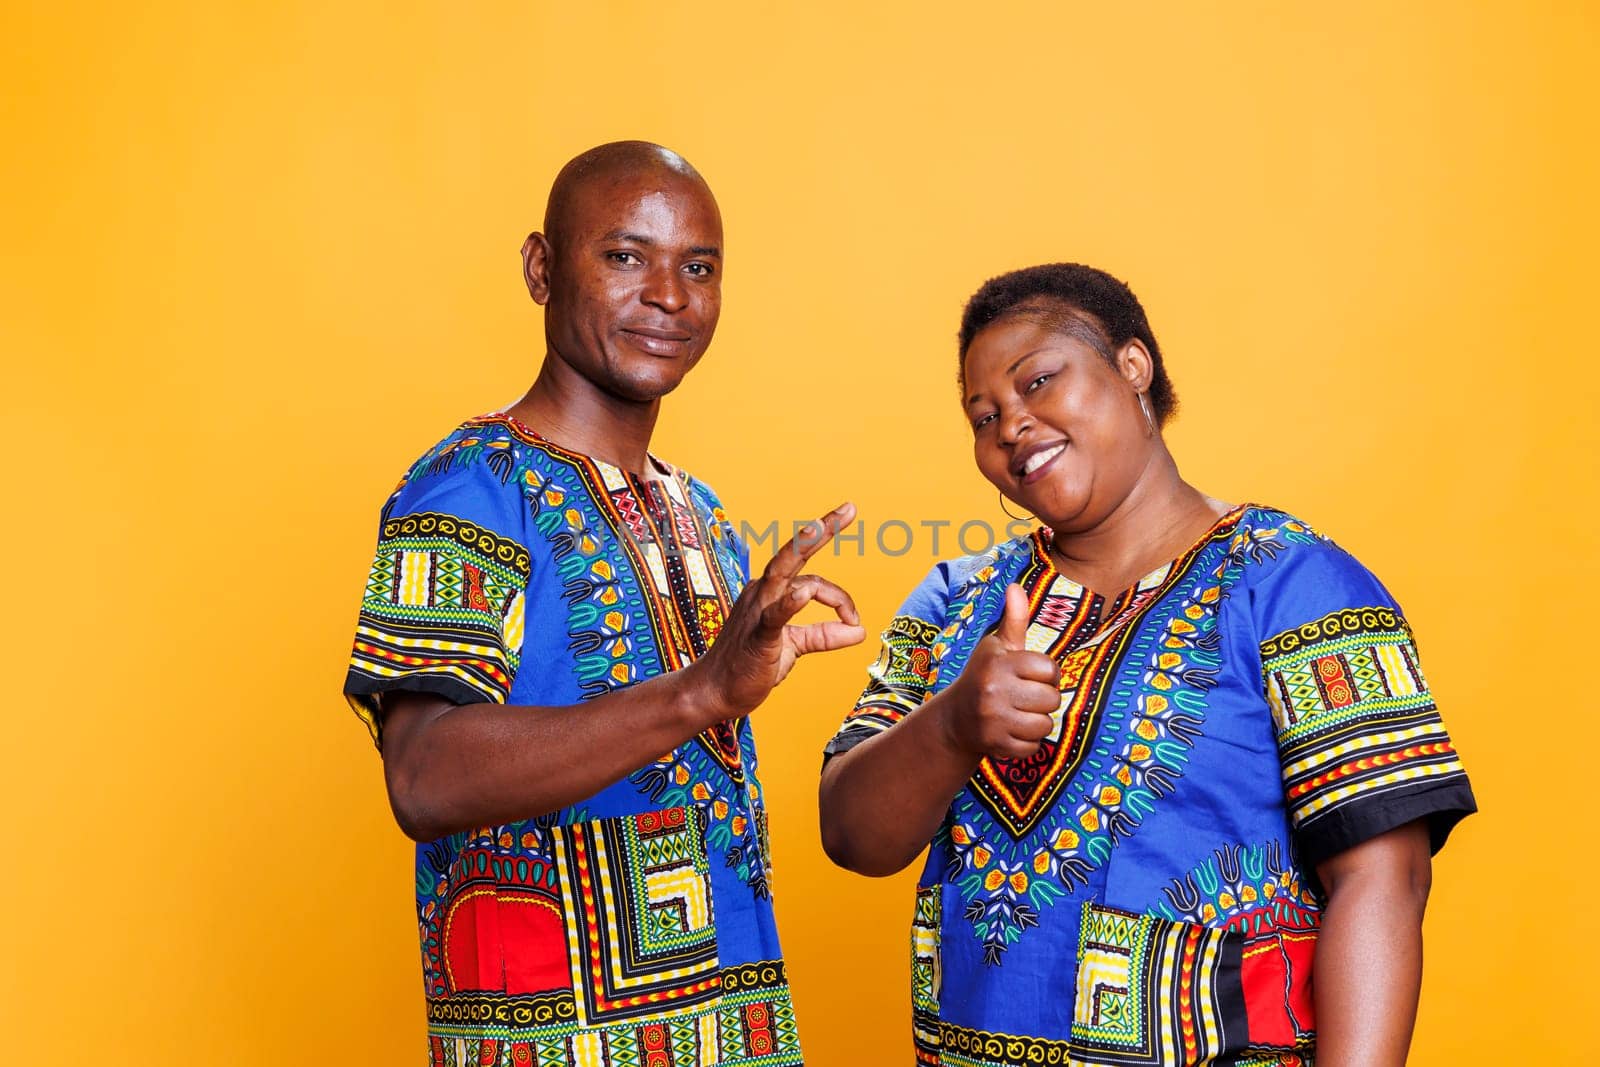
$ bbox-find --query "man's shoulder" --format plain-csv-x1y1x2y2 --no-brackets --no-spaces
392,411,621,501
392,412,526,484
376,413,560,534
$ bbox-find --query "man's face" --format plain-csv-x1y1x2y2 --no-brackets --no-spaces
531,171,723,403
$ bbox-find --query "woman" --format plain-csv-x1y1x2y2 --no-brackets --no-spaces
819,264,1475,1067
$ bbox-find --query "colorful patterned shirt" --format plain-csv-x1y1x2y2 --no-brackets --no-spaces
825,505,1475,1067
345,414,802,1067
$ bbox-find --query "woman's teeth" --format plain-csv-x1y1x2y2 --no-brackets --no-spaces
1023,444,1065,475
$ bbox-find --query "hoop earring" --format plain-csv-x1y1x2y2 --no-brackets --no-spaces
1138,392,1158,437
998,491,1034,523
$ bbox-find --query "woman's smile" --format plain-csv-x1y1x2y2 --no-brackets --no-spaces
1014,440,1068,484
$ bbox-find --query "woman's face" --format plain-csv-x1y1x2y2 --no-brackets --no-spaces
963,312,1156,534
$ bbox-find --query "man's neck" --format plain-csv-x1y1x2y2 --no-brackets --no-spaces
504,356,662,478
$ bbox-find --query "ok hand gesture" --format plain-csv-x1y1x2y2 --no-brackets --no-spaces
692,502,867,720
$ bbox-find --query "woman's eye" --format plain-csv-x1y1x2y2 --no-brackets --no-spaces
973,413,996,430
1025,374,1052,393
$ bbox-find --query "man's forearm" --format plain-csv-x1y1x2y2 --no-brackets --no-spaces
382,667,719,841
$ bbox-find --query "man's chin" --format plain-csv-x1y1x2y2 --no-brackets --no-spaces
604,364,694,404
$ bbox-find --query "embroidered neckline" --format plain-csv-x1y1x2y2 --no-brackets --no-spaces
1024,502,1253,607
474,411,682,491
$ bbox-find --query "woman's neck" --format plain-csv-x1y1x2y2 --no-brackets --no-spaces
1047,452,1227,595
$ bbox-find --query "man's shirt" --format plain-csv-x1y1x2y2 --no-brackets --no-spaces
345,413,802,1067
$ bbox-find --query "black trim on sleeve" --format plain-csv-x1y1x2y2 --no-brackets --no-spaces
344,673,492,751
820,725,880,765
1295,778,1478,872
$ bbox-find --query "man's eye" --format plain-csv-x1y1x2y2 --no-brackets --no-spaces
607,252,642,266
684,262,714,277
1025,374,1052,393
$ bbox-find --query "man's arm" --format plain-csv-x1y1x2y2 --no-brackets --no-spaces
380,503,864,842
1310,819,1433,1067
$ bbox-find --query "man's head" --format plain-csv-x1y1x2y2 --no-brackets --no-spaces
523,141,723,404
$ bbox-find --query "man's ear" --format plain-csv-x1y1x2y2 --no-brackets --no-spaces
522,232,552,305
1117,338,1154,393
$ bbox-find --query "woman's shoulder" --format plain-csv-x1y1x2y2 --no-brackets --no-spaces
1226,503,1346,570
932,529,1038,596
881,531,1038,627
1231,502,1325,542
1228,503,1406,623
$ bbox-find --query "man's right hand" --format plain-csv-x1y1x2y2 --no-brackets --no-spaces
937,583,1060,759
686,502,866,722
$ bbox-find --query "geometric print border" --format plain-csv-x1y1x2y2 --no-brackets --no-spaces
424,961,801,1066
548,807,721,1027
1068,902,1246,1066
1262,606,1465,834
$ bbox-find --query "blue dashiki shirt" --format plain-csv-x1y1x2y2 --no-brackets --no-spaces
345,413,802,1067
825,505,1475,1067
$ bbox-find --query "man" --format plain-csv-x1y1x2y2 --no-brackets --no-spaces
344,141,860,1065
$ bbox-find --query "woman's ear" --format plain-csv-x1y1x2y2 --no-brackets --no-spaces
1117,338,1154,393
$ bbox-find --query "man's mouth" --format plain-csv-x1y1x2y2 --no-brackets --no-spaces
620,327,693,356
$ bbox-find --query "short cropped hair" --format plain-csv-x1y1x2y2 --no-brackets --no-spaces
958,263,1178,424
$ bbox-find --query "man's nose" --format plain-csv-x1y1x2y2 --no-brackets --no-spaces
640,266,688,313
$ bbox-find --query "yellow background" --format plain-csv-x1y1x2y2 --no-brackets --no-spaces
4,2,1595,1063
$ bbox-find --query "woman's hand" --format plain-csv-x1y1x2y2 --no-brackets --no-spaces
820,583,1059,875
686,502,866,722
938,583,1061,758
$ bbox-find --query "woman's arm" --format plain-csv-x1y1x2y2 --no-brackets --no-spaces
820,584,1059,876
1311,819,1433,1067
819,687,986,876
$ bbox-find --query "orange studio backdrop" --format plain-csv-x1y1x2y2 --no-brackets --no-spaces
3,2,1596,1063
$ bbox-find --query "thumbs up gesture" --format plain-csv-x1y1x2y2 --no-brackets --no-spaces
939,584,1061,760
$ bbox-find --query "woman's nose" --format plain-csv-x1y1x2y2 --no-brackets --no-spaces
999,407,1033,444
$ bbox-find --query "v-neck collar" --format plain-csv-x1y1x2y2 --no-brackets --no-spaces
1024,503,1251,606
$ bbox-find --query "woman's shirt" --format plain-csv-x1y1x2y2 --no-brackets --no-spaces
825,505,1475,1067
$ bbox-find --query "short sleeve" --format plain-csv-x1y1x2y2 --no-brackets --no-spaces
1251,537,1476,869
823,563,953,760
344,454,532,747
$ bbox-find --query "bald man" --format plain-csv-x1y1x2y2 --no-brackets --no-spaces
343,142,860,1064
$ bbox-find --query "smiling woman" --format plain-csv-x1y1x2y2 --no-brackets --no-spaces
818,263,1478,1067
